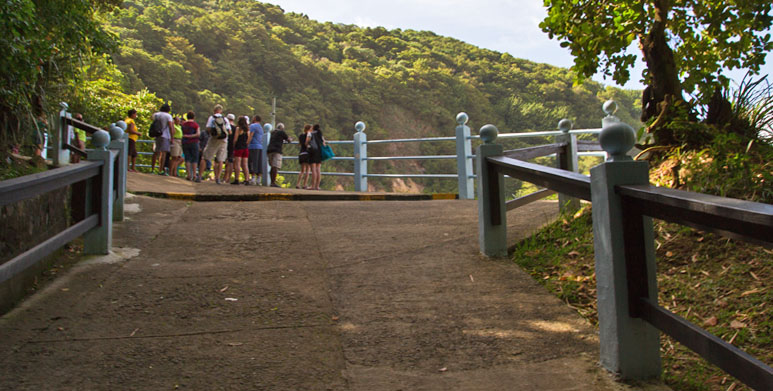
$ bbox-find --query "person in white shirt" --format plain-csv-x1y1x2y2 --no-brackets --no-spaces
201,104,232,184
151,103,174,175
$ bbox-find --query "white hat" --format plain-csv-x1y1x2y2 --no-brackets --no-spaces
226,113,235,121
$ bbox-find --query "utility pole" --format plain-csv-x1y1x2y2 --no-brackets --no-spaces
271,97,276,129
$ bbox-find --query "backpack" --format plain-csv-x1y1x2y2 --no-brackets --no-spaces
210,116,228,140
307,131,320,153
148,115,164,138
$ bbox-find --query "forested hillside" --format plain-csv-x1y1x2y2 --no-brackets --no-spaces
98,0,641,191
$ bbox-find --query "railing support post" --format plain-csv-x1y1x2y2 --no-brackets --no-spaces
353,121,367,192
54,102,71,167
591,121,660,379
557,119,580,213
476,124,506,257
261,123,273,186
84,130,115,255
455,113,474,199
108,123,127,222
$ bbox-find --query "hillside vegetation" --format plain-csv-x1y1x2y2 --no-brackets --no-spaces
83,0,642,191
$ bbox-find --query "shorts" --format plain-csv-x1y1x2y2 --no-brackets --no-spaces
299,152,310,165
202,138,228,162
155,137,170,153
234,148,249,158
170,139,182,157
248,149,262,174
268,152,283,168
128,138,138,158
183,142,199,163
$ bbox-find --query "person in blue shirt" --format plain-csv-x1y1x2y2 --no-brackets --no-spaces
246,115,264,185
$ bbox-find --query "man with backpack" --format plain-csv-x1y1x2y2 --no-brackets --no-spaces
150,103,174,175
201,104,231,184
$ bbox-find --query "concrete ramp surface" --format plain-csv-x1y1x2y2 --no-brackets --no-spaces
0,193,660,390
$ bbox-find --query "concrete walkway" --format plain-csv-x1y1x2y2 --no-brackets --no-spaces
0,175,666,390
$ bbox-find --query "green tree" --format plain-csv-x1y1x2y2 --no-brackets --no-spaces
540,0,773,145
0,0,120,153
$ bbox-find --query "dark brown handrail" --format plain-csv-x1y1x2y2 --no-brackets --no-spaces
0,161,103,207
487,155,591,201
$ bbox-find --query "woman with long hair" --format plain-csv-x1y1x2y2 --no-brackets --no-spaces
296,124,312,189
232,116,250,185
308,124,325,190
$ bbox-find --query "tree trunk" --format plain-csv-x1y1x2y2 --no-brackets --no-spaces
638,0,684,145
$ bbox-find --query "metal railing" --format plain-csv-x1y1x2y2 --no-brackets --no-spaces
476,119,773,389
104,106,610,197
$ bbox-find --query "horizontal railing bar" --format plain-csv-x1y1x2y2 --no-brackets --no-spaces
639,298,773,391
277,171,354,177
0,215,99,284
617,185,773,246
487,156,591,201
365,173,458,179
366,136,455,144
0,161,103,207
64,117,104,136
506,189,556,211
504,143,566,161
569,128,602,135
577,140,603,152
365,155,457,161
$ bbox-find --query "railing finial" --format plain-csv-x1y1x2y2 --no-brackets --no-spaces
603,100,617,116
456,112,469,125
92,129,111,150
115,120,127,131
599,122,635,162
558,119,573,133
479,124,498,144
355,121,366,133
109,123,124,141
59,102,69,111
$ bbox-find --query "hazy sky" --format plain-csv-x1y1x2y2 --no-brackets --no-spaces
266,0,772,91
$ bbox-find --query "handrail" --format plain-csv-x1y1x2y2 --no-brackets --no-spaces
487,155,591,201
617,184,773,246
0,161,103,207
63,116,104,135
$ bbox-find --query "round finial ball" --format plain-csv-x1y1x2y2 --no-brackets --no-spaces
355,121,366,132
603,100,618,116
59,102,69,110
109,123,124,140
456,112,469,125
479,124,499,144
599,122,635,158
92,129,111,149
263,123,273,133
115,120,127,131
558,119,573,132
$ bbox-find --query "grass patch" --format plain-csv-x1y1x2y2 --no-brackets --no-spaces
512,205,772,391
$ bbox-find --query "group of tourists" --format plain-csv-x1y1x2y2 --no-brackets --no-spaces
142,104,327,189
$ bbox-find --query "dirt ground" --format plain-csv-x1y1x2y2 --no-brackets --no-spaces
0,193,665,390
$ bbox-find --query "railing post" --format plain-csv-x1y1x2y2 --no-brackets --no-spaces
353,121,367,192
557,119,580,212
84,130,115,255
476,124,506,257
455,112,474,200
261,123,272,186
591,121,660,379
108,123,127,222
54,102,71,167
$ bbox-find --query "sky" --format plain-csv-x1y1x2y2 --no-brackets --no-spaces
266,0,773,91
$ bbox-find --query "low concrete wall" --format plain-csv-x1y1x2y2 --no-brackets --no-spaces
0,187,69,314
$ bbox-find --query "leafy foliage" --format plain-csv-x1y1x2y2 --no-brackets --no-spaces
540,1,773,97
0,0,121,151
99,0,642,191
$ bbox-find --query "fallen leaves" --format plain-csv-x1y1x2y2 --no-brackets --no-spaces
703,316,718,327
729,320,746,329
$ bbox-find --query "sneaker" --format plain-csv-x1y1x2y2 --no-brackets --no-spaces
270,183,280,188
194,177,201,183
249,179,257,185
231,181,240,185
215,178,221,184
